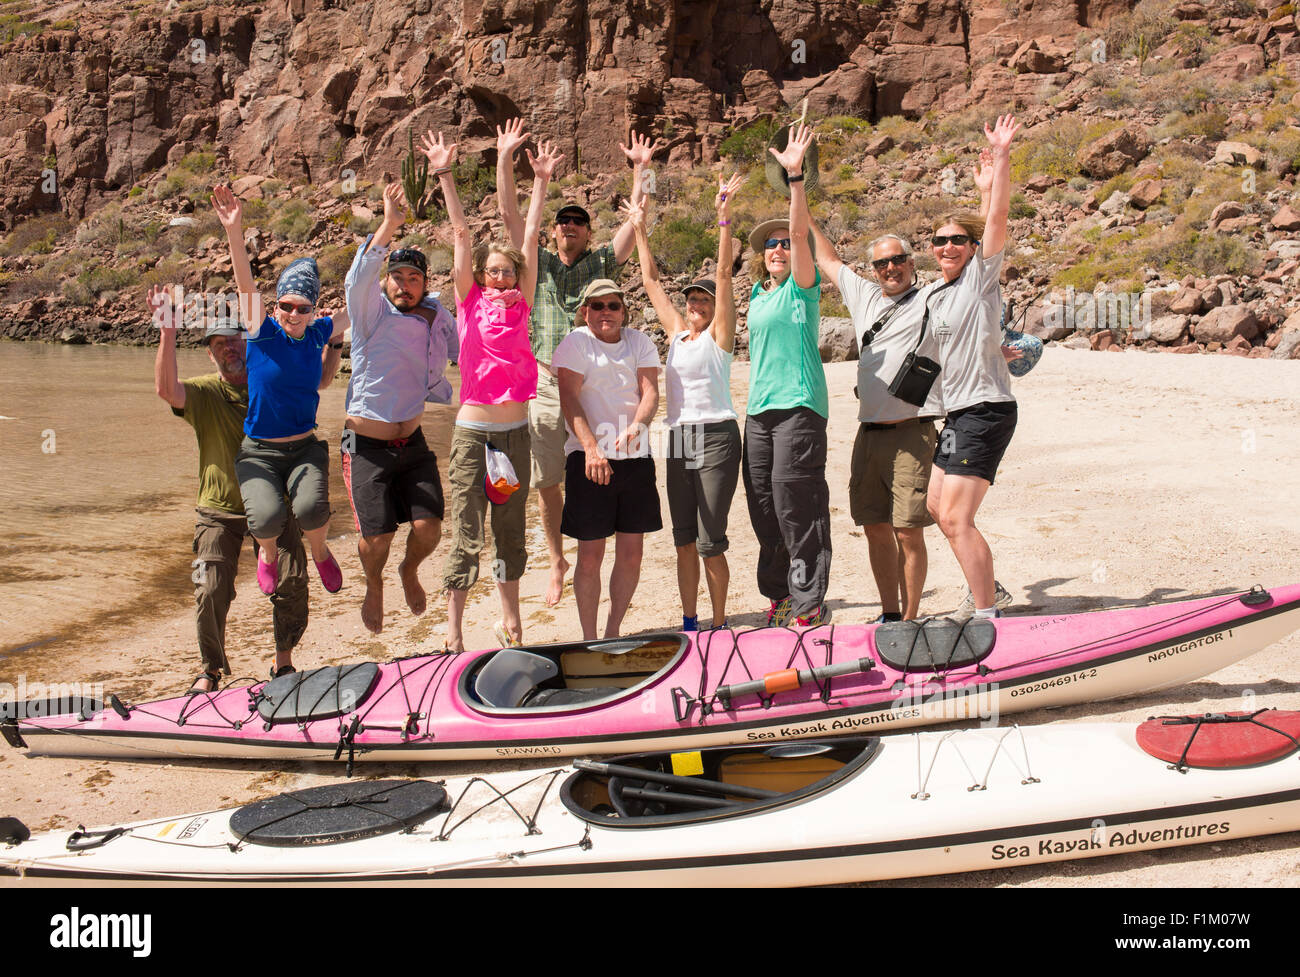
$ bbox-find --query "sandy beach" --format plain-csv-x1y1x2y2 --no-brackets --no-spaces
2,346,1299,888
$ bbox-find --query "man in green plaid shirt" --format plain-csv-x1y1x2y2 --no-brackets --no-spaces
497,119,655,607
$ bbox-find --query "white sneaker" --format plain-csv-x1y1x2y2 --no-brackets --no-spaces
951,582,1013,622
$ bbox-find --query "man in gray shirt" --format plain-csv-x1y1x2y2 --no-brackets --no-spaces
809,225,941,622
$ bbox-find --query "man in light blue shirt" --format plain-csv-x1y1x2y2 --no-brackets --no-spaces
343,181,458,634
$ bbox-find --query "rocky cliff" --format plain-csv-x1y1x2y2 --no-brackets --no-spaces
1,0,1136,229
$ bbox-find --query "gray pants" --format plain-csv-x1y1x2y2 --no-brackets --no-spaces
742,407,831,618
667,420,741,557
235,435,331,540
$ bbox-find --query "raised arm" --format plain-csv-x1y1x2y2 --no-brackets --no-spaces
372,180,409,251
211,185,262,333
769,122,817,289
496,118,529,250
622,196,686,339
151,284,185,409
521,140,562,301
712,172,743,353
973,147,994,219
421,131,472,302
611,131,657,264
981,114,1020,258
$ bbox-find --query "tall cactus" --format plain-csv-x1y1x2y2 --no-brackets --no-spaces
402,127,431,220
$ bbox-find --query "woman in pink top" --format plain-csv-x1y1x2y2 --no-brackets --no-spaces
421,131,559,652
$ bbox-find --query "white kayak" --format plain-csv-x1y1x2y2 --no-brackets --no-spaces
2,709,1298,886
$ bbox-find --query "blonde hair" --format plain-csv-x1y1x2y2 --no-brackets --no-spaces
472,242,528,284
931,212,986,242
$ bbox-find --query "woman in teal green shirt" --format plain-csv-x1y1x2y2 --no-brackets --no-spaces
742,122,831,628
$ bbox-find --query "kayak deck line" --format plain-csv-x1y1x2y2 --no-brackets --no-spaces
911,724,1039,800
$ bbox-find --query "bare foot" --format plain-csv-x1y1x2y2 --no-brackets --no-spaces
544,556,570,607
361,583,384,634
398,560,426,616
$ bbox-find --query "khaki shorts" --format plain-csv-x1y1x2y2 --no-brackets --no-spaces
848,419,936,528
528,368,567,489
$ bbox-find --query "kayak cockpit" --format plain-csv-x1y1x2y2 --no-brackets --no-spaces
460,634,687,714
561,738,880,827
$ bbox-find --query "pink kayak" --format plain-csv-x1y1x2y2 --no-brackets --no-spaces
6,584,1300,767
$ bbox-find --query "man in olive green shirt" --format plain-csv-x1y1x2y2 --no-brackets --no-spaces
152,287,340,691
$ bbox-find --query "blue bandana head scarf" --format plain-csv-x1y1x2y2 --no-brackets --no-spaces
276,257,320,306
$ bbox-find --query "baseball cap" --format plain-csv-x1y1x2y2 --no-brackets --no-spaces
388,248,428,276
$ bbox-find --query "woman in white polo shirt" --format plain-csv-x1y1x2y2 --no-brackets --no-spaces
553,280,662,640
924,114,1022,620
625,174,743,631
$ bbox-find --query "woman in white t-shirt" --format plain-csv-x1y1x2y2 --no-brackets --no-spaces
625,174,743,631
924,114,1022,620
553,279,663,640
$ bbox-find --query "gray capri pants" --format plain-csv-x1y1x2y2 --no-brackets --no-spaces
666,420,741,557
235,435,332,540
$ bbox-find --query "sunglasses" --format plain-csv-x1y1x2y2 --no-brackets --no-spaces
931,234,974,247
872,254,911,270
277,300,314,316
388,249,428,277
764,238,792,251
557,215,590,227
587,300,623,312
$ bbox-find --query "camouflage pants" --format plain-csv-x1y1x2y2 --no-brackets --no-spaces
192,507,309,674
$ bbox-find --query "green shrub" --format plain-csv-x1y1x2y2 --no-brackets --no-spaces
270,200,315,242
719,117,780,164
650,216,717,275
1010,118,1119,183
0,213,70,257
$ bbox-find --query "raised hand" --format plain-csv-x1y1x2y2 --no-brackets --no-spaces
716,172,742,217
419,130,457,171
984,114,1021,156
526,139,563,183
769,121,814,175
211,185,242,231
148,283,176,331
619,130,658,168
496,117,529,160
382,181,408,224
619,198,647,231
973,147,994,198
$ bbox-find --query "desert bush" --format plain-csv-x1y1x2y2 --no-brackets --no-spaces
0,213,70,256
719,117,780,164
650,216,718,275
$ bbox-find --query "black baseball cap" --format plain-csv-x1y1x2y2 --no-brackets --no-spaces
388,248,428,276
682,279,717,299
555,204,591,225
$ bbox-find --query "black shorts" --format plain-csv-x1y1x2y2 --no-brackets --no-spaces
560,452,663,540
933,401,1018,485
341,427,445,537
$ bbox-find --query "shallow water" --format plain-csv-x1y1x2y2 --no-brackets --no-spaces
0,342,457,664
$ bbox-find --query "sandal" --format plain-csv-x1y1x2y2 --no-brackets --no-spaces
269,664,297,681
187,671,220,696
492,621,522,648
